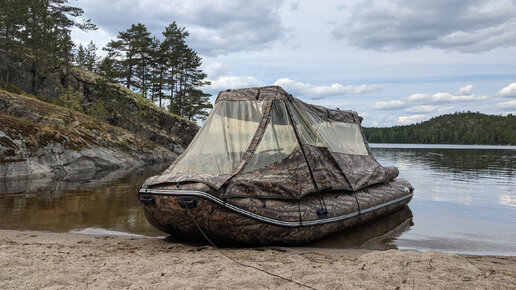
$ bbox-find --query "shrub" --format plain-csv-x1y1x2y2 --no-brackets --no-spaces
89,100,109,122
58,86,83,112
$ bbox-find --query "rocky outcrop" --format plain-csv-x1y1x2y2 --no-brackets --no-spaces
0,91,176,180
69,69,199,153
0,61,199,152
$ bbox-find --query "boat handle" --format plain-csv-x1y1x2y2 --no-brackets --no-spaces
139,194,155,206
179,197,197,209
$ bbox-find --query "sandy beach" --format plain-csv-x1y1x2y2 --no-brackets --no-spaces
0,230,515,289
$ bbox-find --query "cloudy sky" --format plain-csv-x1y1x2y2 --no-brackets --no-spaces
72,0,516,127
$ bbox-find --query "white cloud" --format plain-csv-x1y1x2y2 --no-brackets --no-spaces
77,0,286,56
69,0,516,128
207,76,264,91
406,92,487,103
332,0,516,53
71,26,113,57
371,85,488,114
457,84,473,96
374,100,406,109
497,83,516,98
403,105,439,113
370,85,490,125
274,78,385,99
496,99,516,109
204,62,229,80
205,75,385,99
397,114,427,125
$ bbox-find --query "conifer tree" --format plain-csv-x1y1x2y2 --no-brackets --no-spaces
75,43,86,67
0,0,96,91
104,23,152,96
97,56,118,82
160,22,210,118
0,0,27,83
182,88,212,122
149,37,166,106
84,41,98,71
75,41,98,72
161,22,189,112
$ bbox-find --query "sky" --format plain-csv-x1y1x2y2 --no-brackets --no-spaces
71,0,516,127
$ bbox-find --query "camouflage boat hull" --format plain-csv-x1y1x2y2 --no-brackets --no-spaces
138,178,414,245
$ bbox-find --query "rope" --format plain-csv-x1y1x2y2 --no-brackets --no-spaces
184,203,316,290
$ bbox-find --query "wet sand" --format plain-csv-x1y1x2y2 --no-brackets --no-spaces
1,229,515,289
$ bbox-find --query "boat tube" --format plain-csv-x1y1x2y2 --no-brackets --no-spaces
139,86,414,245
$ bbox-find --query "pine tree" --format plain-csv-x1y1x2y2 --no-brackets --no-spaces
75,43,86,67
175,47,210,117
0,0,96,92
97,56,118,82
104,23,152,95
161,22,189,113
148,37,166,106
84,41,98,71
182,88,212,122
160,22,210,118
0,0,28,83
75,41,98,72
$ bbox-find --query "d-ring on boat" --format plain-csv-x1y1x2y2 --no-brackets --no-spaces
138,86,414,245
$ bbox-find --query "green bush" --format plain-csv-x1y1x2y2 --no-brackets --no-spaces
58,86,83,112
89,100,109,122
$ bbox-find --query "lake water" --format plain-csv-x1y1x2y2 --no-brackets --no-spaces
1,144,515,255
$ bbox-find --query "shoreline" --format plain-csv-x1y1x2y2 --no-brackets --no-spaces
1,229,515,289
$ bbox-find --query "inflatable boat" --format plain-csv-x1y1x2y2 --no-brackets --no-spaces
138,86,414,245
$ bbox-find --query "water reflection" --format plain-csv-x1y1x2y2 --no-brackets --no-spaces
371,145,516,255
0,164,169,236
372,147,516,208
309,206,413,250
372,147,516,180
1,145,515,255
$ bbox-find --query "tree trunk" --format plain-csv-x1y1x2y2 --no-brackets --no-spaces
31,59,38,93
127,56,132,89
3,26,10,83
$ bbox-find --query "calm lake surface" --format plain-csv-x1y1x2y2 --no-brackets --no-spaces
1,144,515,255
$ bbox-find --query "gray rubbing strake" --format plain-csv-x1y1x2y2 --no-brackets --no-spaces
138,86,414,245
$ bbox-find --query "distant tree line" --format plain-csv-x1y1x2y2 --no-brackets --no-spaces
363,112,516,145
0,0,211,121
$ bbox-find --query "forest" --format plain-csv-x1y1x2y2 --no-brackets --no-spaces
363,112,516,145
0,0,211,121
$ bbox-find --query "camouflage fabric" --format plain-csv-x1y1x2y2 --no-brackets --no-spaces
145,85,403,199
293,97,360,123
215,86,289,103
140,178,413,245
332,153,399,191
223,147,316,199
146,172,232,190
302,145,353,191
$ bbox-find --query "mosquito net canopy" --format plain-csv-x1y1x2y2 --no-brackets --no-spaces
146,86,398,199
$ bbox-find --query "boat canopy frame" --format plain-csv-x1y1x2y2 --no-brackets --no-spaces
144,86,399,199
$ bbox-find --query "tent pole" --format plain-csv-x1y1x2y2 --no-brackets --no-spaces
285,99,319,191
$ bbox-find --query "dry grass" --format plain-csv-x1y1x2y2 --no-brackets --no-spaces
0,89,162,155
